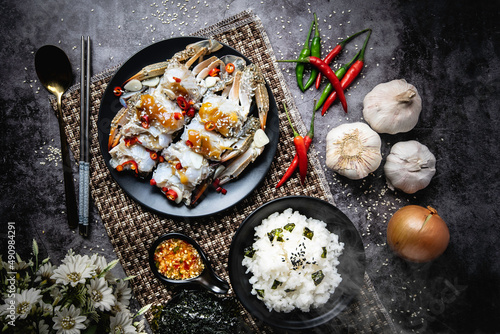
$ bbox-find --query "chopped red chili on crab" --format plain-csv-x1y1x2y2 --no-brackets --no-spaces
175,162,183,170
174,112,183,120
177,96,188,110
150,179,157,186
113,86,123,96
124,137,141,147
116,160,139,175
140,115,150,128
225,63,235,74
173,77,182,83
186,107,196,118
165,189,178,201
208,68,220,77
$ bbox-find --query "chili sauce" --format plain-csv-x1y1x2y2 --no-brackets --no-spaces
154,238,204,280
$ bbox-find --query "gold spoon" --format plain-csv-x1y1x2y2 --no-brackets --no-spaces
35,45,78,229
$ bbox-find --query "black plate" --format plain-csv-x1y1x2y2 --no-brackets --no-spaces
228,196,366,330
97,37,279,218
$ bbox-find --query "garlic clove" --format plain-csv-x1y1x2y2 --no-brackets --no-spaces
384,140,436,194
363,79,422,134
325,122,382,180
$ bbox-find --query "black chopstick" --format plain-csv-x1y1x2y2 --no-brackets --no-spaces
79,36,91,237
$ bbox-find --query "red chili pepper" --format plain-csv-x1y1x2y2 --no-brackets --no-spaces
208,68,220,77
116,160,138,175
173,77,182,83
175,162,182,170
124,137,141,147
186,107,196,118
276,101,316,188
140,115,150,128
225,63,235,74
185,140,193,148
177,96,188,110
174,112,183,120
279,57,348,113
315,28,371,89
165,189,178,201
150,179,157,186
147,149,158,160
322,30,371,115
113,86,123,96
283,103,308,184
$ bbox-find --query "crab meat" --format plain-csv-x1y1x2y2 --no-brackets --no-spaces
109,138,157,175
152,142,213,205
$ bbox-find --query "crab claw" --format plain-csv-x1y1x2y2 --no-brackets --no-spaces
108,106,130,151
123,61,170,85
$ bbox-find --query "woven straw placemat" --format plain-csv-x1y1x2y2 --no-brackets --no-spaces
52,10,396,333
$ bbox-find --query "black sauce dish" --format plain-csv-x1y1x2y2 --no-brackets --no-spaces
228,196,366,330
149,233,229,294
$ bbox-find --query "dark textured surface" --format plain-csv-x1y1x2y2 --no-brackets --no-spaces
1,0,499,333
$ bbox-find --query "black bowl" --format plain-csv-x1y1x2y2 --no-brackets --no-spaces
228,196,366,330
149,233,229,294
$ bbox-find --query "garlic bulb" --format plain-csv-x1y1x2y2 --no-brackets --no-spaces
363,79,422,134
326,122,382,180
384,140,436,194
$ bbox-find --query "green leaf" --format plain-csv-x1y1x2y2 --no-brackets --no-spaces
134,303,152,317
122,275,136,281
98,259,119,278
32,239,39,257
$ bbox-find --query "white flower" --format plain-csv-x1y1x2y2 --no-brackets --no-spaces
37,319,50,334
91,254,115,280
114,281,132,308
14,288,42,319
87,277,116,311
109,311,137,334
52,304,87,334
38,300,53,315
35,262,56,282
51,255,96,287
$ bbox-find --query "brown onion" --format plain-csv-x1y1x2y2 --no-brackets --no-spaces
387,205,450,263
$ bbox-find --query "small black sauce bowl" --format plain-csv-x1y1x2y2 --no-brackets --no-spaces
149,232,229,294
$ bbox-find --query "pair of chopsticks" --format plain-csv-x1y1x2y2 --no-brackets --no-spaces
79,36,91,237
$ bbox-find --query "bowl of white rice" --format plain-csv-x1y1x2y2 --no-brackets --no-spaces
229,196,365,330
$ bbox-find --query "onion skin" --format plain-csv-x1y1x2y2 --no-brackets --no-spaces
387,205,450,263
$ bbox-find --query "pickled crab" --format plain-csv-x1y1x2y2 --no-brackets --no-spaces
108,39,271,206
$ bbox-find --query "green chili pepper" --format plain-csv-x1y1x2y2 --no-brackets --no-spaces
296,18,315,92
284,223,296,232
314,49,361,111
303,13,321,90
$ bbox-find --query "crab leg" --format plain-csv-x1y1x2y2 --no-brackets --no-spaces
218,143,265,185
123,61,170,84
108,106,130,150
255,81,269,130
